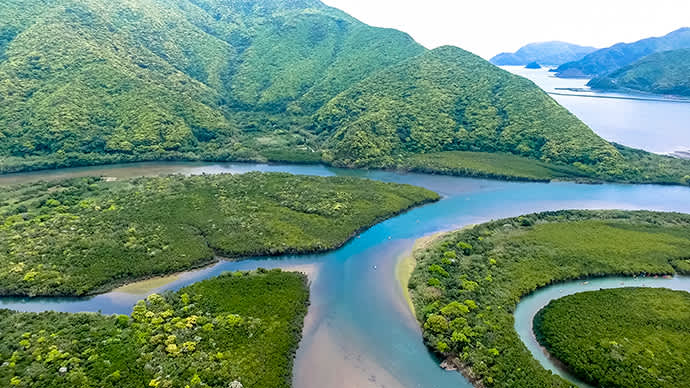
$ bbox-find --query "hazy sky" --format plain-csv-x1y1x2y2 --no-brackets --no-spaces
321,0,690,59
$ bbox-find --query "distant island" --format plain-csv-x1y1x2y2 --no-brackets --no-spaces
525,61,541,69
490,41,596,66
588,49,690,96
555,27,690,78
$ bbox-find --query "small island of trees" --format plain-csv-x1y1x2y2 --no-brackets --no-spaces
534,287,690,388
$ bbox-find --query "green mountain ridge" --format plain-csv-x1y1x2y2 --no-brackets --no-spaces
0,0,688,185
588,48,690,96
317,46,622,170
0,0,423,159
555,27,690,78
490,41,596,66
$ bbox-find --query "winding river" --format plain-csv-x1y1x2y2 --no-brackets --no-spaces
2,161,690,388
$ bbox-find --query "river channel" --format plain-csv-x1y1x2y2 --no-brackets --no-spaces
1,161,689,387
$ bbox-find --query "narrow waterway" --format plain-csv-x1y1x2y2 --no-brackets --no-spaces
514,276,690,387
1,161,690,387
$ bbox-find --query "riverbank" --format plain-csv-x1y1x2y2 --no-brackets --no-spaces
3,147,690,188
396,232,447,316
2,163,690,388
520,279,690,387
408,210,690,387
114,260,321,296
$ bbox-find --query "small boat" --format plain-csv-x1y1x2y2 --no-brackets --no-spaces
373,265,378,270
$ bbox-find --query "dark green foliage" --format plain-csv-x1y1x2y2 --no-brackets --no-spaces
0,26,18,62
588,49,690,96
409,210,690,387
0,172,438,296
490,41,596,66
0,270,310,388
535,288,690,388
400,151,592,182
555,27,690,77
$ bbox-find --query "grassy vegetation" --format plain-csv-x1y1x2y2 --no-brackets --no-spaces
534,288,690,388
2,0,688,186
0,269,310,388
0,172,438,296
408,210,690,387
588,49,690,96
400,151,591,182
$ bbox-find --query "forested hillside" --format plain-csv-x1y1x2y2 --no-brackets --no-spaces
0,0,423,167
0,0,688,185
588,49,690,96
317,46,622,172
554,27,690,77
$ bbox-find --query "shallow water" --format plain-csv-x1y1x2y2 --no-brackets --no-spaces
1,162,690,387
514,276,690,387
503,66,690,155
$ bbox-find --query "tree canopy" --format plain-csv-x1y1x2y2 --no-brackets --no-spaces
0,172,438,296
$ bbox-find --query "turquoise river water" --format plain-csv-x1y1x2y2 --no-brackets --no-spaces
1,161,690,387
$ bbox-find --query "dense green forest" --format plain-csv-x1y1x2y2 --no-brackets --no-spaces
408,210,690,387
535,288,690,388
555,27,690,77
1,0,688,185
588,49,690,96
315,47,690,184
0,172,438,296
490,41,596,66
0,269,310,388
317,46,621,170
0,0,422,169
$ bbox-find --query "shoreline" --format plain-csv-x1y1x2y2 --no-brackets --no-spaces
549,90,690,103
115,260,321,296
2,156,689,190
395,232,448,317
